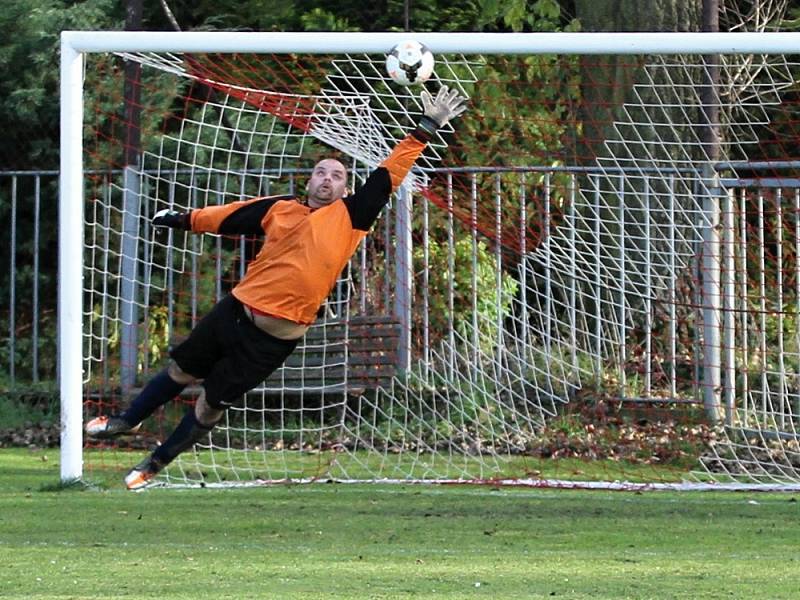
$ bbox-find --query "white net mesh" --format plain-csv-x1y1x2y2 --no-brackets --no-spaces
81,37,800,487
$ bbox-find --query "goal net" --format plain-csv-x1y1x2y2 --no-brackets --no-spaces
63,31,800,489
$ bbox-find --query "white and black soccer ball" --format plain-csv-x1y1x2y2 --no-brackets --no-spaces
385,40,434,86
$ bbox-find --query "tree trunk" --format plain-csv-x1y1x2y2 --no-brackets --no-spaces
573,0,703,164
123,0,143,167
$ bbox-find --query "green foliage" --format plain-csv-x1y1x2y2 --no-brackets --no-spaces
83,52,186,171
299,8,358,32
478,0,568,32
0,389,57,430
0,0,760,174
456,50,581,169
141,0,303,32
0,307,59,391
143,305,171,366
0,0,121,169
781,4,800,30
136,0,531,34
414,236,517,352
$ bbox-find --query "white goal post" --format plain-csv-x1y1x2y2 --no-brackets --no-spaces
61,30,800,487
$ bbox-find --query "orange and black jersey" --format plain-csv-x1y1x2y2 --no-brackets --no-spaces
187,132,427,325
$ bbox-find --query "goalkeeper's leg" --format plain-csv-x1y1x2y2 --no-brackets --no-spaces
124,392,221,490
85,363,193,439
121,363,194,425
123,300,299,489
88,297,238,440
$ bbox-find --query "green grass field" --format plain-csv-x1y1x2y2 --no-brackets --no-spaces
1,448,799,599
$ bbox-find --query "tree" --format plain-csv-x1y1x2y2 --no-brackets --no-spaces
0,0,122,170
572,0,704,163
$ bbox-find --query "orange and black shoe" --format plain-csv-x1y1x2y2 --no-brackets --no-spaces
124,456,164,491
85,415,142,439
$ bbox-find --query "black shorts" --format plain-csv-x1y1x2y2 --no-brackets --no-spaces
170,295,299,409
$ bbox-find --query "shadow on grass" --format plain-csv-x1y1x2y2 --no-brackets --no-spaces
38,477,108,492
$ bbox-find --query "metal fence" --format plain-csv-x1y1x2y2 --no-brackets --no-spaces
4,167,799,431
0,170,58,390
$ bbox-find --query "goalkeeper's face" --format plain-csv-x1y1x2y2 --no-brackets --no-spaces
306,159,348,209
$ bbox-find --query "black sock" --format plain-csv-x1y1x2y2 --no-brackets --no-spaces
120,369,187,426
151,409,216,467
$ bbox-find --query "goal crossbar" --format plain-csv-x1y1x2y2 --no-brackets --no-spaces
62,30,800,55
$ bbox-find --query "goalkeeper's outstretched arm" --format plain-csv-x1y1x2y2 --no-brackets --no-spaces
343,85,468,231
152,195,291,236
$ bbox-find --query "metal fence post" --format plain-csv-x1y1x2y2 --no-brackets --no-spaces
393,185,412,372
702,165,722,423
120,166,141,392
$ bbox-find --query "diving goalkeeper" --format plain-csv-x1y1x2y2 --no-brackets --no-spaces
85,85,468,490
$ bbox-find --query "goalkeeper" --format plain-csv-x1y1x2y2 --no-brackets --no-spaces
86,85,468,490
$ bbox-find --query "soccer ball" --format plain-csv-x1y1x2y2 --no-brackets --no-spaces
385,40,434,86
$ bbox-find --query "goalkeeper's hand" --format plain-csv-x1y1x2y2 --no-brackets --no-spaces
418,85,468,136
152,209,190,230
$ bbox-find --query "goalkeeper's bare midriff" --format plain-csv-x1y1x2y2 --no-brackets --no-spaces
242,304,310,341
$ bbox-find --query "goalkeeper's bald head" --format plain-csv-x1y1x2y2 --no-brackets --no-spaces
306,158,348,209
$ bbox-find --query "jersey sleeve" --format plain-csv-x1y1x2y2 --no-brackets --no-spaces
380,132,428,190
189,195,291,235
343,133,427,231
